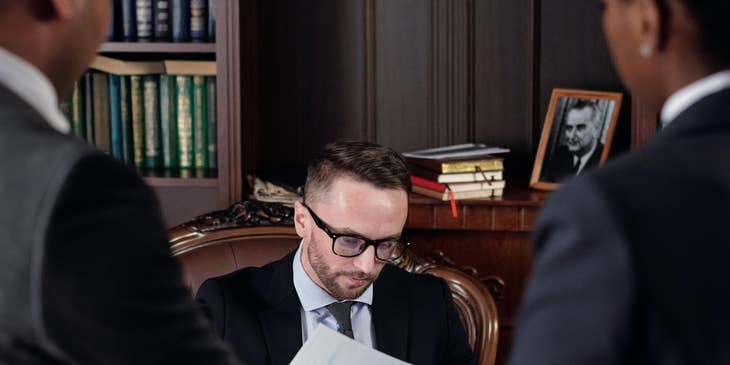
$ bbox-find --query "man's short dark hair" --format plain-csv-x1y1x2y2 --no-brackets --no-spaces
304,141,411,204
668,0,730,67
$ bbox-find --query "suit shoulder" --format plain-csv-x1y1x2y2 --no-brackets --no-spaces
381,264,448,296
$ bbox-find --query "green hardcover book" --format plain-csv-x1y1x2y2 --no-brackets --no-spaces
143,75,161,169
92,72,111,153
71,79,86,138
206,76,217,171
192,75,208,170
176,75,194,170
108,74,123,160
83,72,95,143
119,76,134,166
130,75,145,169
159,75,179,169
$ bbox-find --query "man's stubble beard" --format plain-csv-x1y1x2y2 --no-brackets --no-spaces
307,239,379,301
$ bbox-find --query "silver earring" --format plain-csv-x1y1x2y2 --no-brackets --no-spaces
639,43,654,58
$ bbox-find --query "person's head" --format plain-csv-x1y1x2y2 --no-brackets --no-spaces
602,0,730,110
0,0,110,98
294,141,411,300
563,100,600,157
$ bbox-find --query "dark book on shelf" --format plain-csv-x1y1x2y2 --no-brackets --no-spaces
206,76,217,170
192,75,208,169
83,72,95,144
176,75,194,169
208,0,216,42
136,0,154,41
107,0,124,41
108,74,123,160
121,0,137,41
160,75,179,169
143,75,162,169
190,0,208,42
154,0,172,41
119,76,135,166
130,75,145,168
71,80,85,138
172,0,191,42
92,73,111,153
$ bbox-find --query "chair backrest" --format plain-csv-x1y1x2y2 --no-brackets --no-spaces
169,203,498,365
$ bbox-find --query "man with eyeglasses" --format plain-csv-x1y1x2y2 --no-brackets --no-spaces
196,141,474,365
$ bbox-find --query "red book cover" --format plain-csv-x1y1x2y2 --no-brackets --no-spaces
410,175,447,192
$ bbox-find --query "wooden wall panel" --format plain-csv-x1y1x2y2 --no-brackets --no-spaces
539,0,632,155
258,0,366,171
474,0,535,183
374,0,432,152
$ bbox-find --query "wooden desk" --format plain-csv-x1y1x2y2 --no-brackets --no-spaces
406,187,550,365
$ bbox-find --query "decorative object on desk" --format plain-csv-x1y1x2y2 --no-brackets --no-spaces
403,143,509,160
182,200,295,233
247,175,303,207
530,89,623,191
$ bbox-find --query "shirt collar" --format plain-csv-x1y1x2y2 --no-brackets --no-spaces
661,70,730,127
0,47,70,134
292,241,374,312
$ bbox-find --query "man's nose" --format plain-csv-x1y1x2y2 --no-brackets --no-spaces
352,245,377,274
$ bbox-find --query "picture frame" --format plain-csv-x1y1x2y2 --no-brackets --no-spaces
530,88,623,191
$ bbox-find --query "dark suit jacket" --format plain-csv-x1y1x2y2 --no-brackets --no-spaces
0,84,240,364
544,143,603,182
510,88,730,365
197,251,475,365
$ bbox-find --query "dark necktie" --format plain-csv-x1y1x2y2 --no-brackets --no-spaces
326,301,354,339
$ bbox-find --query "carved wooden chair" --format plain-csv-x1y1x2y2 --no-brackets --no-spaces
169,201,499,365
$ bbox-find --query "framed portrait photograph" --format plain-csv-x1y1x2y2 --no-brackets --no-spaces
530,89,623,191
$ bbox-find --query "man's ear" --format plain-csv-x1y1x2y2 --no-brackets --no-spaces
293,201,308,239
38,0,77,21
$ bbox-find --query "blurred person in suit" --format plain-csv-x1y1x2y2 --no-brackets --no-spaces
510,0,730,364
0,1,241,363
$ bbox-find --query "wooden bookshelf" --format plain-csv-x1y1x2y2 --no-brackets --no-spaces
94,0,257,227
99,42,216,54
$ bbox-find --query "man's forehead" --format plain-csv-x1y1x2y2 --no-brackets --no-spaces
566,107,594,124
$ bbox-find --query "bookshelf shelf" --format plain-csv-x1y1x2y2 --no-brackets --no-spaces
144,177,219,188
99,42,216,54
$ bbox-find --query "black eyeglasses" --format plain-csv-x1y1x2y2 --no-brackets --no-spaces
303,204,410,262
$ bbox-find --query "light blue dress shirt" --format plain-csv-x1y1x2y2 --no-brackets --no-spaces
292,242,377,348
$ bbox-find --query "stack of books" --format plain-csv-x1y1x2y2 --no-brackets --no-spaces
404,144,508,200
61,56,217,177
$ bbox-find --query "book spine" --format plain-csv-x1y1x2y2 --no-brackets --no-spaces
119,76,135,166
92,73,111,153
192,75,208,169
143,75,162,169
206,76,216,170
207,0,215,42
107,0,120,41
121,0,137,41
172,0,191,42
136,0,154,41
159,75,179,169
71,79,85,138
108,74,123,160
190,0,207,42
154,0,171,41
410,175,447,193
176,75,194,169
130,75,145,169
83,72,95,144
441,159,504,174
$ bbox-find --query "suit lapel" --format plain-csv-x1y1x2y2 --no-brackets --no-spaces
372,264,409,361
258,252,303,365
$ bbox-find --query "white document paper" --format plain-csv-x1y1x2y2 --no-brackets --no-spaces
289,325,412,365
